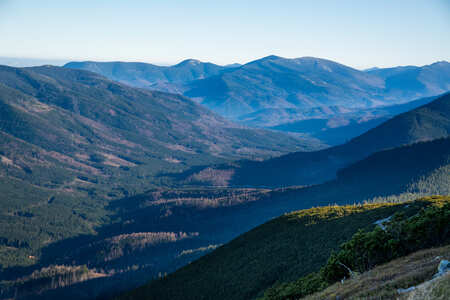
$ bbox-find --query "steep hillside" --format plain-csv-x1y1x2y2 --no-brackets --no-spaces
64,59,235,94
263,198,450,299
0,65,315,269
117,196,450,300
178,92,450,187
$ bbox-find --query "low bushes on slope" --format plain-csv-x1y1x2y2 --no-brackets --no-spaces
263,196,450,299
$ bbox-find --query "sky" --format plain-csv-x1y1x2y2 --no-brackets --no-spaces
0,0,449,69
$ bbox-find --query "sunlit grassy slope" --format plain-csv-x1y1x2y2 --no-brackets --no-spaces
304,245,450,300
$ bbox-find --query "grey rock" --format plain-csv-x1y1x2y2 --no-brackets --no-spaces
437,260,450,275
397,286,416,294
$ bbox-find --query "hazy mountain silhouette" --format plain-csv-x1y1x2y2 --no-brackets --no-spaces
66,57,450,134
64,59,236,94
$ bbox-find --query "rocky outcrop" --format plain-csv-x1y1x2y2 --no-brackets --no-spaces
399,259,450,299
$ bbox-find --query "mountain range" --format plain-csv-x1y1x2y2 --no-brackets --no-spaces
64,59,236,94
65,57,450,127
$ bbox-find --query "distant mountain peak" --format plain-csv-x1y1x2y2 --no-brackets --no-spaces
263,55,283,60
242,55,284,67
363,67,380,72
429,60,450,67
259,55,283,61
224,63,242,68
175,59,203,67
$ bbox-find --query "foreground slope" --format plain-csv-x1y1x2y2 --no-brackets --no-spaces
263,198,450,299
0,64,314,268
180,92,450,187
118,196,450,300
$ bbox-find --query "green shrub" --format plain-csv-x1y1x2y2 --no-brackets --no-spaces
326,203,450,283
264,202,450,299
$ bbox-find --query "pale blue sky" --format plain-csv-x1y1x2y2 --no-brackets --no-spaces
0,0,449,68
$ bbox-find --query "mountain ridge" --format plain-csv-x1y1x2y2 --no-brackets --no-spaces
63,59,237,94
267,94,438,145
173,92,450,187
65,57,450,127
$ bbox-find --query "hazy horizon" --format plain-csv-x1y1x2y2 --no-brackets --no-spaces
1,55,449,70
1,0,449,69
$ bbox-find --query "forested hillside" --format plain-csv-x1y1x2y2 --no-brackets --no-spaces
0,64,314,270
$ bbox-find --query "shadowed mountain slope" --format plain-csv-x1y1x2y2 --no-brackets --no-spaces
178,92,450,187
270,95,437,145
